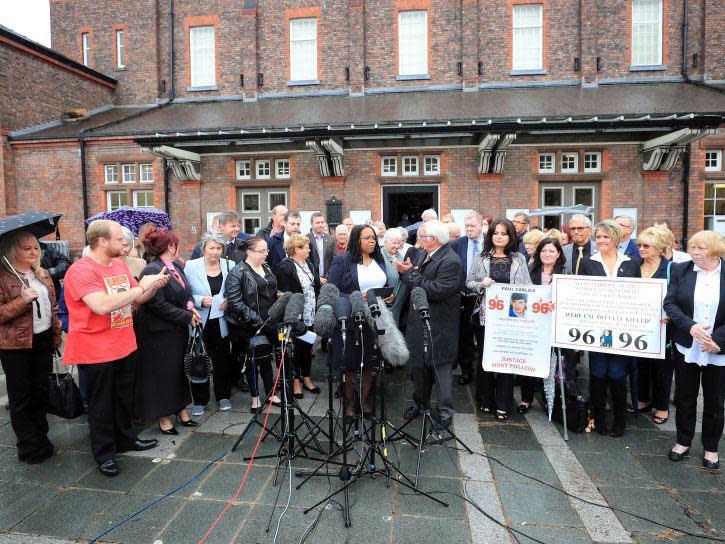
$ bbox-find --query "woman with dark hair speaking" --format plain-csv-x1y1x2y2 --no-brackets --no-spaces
517,237,566,413
466,218,531,421
328,224,393,419
578,220,640,437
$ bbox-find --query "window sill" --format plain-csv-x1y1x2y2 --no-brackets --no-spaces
396,74,431,81
629,64,667,72
287,79,320,86
510,69,547,76
113,66,127,71
186,85,219,92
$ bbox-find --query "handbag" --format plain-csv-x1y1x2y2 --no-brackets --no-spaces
184,327,213,384
47,350,85,419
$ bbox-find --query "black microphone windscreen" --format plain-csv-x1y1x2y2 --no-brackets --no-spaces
317,283,339,310
349,291,366,318
313,306,336,338
284,293,305,325
410,287,429,311
334,297,351,321
268,291,292,323
366,289,380,314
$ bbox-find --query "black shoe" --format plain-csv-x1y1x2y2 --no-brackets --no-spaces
668,447,690,462
22,447,54,465
457,374,473,385
517,402,531,414
404,405,422,420
159,423,178,435
294,392,304,400
303,384,321,394
176,416,198,427
133,439,158,451
437,416,453,429
99,459,120,477
702,457,720,470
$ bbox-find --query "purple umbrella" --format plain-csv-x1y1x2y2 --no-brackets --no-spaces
85,206,172,236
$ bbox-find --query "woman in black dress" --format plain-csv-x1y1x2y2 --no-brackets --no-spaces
136,227,201,434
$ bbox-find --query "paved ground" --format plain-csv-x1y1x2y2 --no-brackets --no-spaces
0,358,723,544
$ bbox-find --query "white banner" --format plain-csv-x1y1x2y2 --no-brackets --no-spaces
551,275,667,359
482,283,553,378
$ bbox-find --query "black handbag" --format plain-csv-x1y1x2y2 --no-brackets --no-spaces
47,351,85,419
184,327,213,384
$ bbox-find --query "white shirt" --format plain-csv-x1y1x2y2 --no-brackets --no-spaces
357,260,387,293
589,251,631,277
24,271,52,334
313,233,325,276
676,263,724,367
672,249,692,263
466,236,484,276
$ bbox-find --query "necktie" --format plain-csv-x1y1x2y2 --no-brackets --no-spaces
575,245,584,274
227,242,234,256
470,239,479,275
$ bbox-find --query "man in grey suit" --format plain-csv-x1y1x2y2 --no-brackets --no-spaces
562,214,597,274
307,212,336,284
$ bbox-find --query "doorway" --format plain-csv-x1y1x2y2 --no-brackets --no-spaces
382,184,439,228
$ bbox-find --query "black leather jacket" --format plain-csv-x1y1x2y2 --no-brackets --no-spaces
224,261,276,342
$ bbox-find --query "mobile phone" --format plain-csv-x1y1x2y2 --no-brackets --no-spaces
371,286,394,299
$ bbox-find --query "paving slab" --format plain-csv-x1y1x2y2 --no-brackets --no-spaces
674,490,725,535
132,459,215,497
0,483,60,531
155,499,246,544
392,515,472,544
479,422,542,451
498,481,584,528
19,451,96,487
73,455,159,493
0,446,32,483
196,462,275,504
173,432,236,461
488,446,560,485
574,452,660,489
637,454,724,491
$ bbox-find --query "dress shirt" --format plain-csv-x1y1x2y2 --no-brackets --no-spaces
357,260,387,292
313,234,325,277
618,239,631,253
589,251,631,278
24,271,52,334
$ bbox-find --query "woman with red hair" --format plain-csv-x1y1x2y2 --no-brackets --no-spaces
136,227,201,435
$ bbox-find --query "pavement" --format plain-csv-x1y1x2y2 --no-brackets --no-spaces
0,358,723,544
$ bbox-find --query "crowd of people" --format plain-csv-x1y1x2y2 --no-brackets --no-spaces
0,205,723,477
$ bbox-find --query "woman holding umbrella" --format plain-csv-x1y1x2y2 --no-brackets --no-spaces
0,230,62,463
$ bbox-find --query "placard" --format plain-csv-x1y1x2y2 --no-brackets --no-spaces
482,283,553,378
551,275,667,359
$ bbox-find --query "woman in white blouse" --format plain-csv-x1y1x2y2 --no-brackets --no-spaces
664,230,725,470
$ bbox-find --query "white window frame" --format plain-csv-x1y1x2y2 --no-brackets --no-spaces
104,164,119,184
275,159,291,179
512,4,543,71
583,152,602,173
631,0,663,67
132,189,154,208
705,150,722,172
256,160,271,180
243,216,262,235
241,192,261,213
106,190,127,211
121,163,136,184
561,152,579,174
541,186,564,208
538,152,555,174
289,18,318,82
139,163,153,183
268,192,288,210
398,10,428,76
381,156,397,177
402,156,419,176
573,185,596,208
236,160,251,180
423,155,440,176
82,32,90,66
116,29,125,68
189,25,216,87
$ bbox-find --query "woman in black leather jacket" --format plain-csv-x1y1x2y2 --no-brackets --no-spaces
224,236,281,411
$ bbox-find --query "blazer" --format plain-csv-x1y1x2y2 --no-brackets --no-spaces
563,240,598,274
307,232,336,279
328,252,388,296
578,253,641,278
466,251,532,294
138,258,194,334
663,259,725,353
275,256,321,296
266,232,287,273
184,257,232,337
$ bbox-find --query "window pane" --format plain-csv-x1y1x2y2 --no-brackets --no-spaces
538,153,554,173
244,218,261,234
512,4,543,70
574,188,594,207
290,18,317,81
133,190,154,207
190,26,215,86
116,30,124,67
269,193,287,208
543,187,563,207
382,157,397,176
424,155,439,175
107,191,128,211
236,160,251,179
276,159,290,178
632,0,662,65
140,163,153,183
256,160,270,179
544,215,561,230
243,194,260,212
122,164,136,183
82,33,90,66
104,164,118,183
398,11,428,75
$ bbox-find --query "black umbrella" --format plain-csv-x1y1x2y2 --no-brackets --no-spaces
0,211,62,240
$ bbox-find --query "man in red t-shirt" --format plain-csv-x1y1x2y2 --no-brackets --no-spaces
64,220,169,476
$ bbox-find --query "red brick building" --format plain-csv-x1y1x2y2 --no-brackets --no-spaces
2,1,724,256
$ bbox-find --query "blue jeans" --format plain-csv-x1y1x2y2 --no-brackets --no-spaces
589,353,629,380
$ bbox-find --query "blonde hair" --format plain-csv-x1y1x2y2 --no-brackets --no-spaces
636,227,668,255
284,233,310,256
545,229,565,244
86,219,115,248
687,230,725,258
593,220,623,246
654,226,676,249
0,230,45,277
523,229,547,247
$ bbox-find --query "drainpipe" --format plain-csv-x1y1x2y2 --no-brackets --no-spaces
681,143,691,244
168,0,175,101
163,158,171,214
681,0,689,80
79,138,89,221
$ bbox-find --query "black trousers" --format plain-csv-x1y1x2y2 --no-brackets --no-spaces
457,297,477,377
519,376,541,404
637,350,674,412
476,326,514,413
292,329,313,379
78,355,138,465
245,343,275,398
412,363,455,420
190,319,234,405
673,350,725,452
0,330,54,460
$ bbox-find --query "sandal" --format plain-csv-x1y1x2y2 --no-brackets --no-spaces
652,413,669,425
495,411,508,422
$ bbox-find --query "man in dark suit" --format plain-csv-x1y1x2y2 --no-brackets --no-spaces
307,212,336,284
396,220,462,428
267,210,301,273
450,211,485,385
614,215,642,263
512,212,530,256
216,212,249,264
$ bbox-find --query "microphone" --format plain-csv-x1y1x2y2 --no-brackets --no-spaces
411,287,431,332
283,292,307,336
254,291,292,336
314,283,339,338
334,297,352,350
349,291,366,325
366,288,386,335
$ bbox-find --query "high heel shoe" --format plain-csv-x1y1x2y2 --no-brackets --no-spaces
175,415,198,427
158,422,178,435
303,383,321,394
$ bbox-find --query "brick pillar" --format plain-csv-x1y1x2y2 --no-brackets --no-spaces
348,0,365,96
461,0,479,92
242,0,259,102
0,131,15,215
580,0,598,87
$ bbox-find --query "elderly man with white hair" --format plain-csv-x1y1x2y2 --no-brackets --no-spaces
395,219,462,428
405,208,439,243
563,213,597,275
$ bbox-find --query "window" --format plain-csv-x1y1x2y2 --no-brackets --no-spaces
402,156,419,176
424,155,440,176
561,153,578,174
705,151,722,172
133,190,154,207
189,26,215,87
122,164,136,183
244,217,261,234
583,152,601,173
542,186,564,229
256,160,271,179
289,18,317,81
381,156,397,177
116,29,125,68
540,183,599,230
242,193,260,212
82,32,90,67
704,182,725,232
106,191,127,211
398,11,428,76
104,164,119,184
631,0,662,66
512,4,543,71
275,159,291,179
236,160,251,180
574,186,594,207
269,192,287,209
140,163,153,183
538,153,555,174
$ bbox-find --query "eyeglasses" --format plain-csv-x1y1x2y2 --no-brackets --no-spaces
636,243,651,249
511,220,525,225
569,227,589,232
250,248,269,254
418,235,435,240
